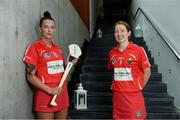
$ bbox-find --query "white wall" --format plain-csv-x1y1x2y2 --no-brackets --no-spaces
89,0,97,38
130,0,180,109
131,0,180,56
0,0,89,118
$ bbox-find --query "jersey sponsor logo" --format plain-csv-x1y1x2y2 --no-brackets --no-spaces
43,52,51,58
114,68,133,81
47,60,64,74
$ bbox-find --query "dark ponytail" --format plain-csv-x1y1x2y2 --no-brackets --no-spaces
39,11,55,27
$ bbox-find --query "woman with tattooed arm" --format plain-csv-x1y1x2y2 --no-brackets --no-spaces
23,11,77,119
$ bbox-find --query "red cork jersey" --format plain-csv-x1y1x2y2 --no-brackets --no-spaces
108,42,151,92
23,38,65,83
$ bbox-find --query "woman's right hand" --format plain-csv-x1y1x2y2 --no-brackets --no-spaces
47,86,62,95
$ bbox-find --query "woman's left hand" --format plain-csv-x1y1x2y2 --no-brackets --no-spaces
71,58,79,65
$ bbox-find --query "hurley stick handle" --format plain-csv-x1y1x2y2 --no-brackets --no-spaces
50,62,73,106
50,44,82,106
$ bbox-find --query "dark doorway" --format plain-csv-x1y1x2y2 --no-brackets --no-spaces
103,0,132,18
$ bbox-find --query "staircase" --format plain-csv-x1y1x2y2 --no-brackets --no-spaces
68,18,180,119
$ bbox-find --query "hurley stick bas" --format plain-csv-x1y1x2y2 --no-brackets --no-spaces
50,44,82,106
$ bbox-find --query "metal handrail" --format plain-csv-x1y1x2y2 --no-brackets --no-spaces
133,7,180,61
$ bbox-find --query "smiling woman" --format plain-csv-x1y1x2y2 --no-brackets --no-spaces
107,20,151,119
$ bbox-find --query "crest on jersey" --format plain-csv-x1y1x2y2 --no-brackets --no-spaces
136,111,142,118
127,53,137,65
127,57,133,64
112,58,116,65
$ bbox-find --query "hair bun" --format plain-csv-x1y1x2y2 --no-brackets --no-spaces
44,11,51,18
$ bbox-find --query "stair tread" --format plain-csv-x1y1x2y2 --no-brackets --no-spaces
83,80,163,84
83,64,157,67
80,72,161,80
80,72,162,83
82,64,158,73
81,72,160,75
69,105,178,113
86,92,172,98
83,81,166,86
84,57,154,65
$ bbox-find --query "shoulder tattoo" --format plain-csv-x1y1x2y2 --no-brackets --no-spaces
26,64,36,75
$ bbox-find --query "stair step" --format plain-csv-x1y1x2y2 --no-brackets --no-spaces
88,40,147,48
147,112,180,119
87,46,113,52
102,30,113,34
101,34,114,38
86,50,151,58
145,97,174,106
70,105,178,113
143,83,167,92
68,105,179,119
88,43,147,49
82,64,158,73
69,110,112,119
147,106,179,113
86,92,173,98
91,38,116,43
87,45,149,54
85,96,174,106
82,79,161,86
90,38,146,46
80,72,162,82
84,57,154,65
83,82,167,93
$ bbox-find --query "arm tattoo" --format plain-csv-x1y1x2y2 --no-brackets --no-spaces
26,64,36,75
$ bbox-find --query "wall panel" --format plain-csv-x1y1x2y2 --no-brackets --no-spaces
70,0,89,28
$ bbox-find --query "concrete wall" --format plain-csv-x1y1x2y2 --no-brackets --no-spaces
0,0,89,118
130,0,180,109
131,0,180,56
89,0,103,38
89,0,98,38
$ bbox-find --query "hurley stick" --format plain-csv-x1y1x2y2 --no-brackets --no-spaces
50,44,82,106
